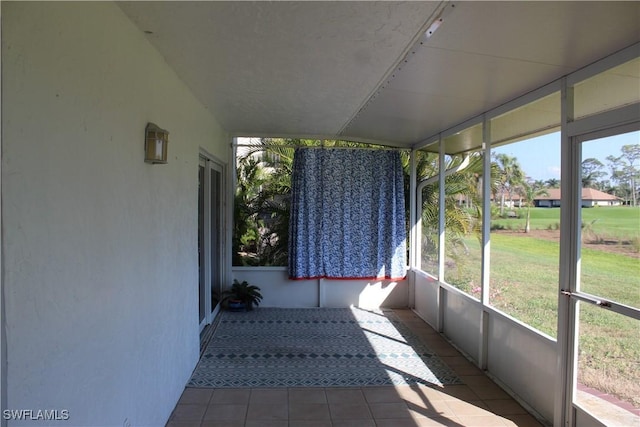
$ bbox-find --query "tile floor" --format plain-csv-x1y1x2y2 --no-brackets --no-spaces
166,310,545,427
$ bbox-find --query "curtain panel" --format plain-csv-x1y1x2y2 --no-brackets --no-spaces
288,148,406,280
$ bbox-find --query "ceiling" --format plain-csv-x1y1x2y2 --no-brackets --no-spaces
118,1,640,149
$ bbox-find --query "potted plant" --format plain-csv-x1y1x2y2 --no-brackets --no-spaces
221,279,263,311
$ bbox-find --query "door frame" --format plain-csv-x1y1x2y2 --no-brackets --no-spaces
198,150,227,332
557,117,639,426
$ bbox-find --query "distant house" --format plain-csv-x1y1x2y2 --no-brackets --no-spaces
489,192,525,208
535,188,622,208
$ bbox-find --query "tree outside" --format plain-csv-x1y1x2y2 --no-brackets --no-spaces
234,138,638,266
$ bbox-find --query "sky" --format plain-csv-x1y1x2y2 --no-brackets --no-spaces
492,130,640,182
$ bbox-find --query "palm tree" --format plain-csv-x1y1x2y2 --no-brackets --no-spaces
544,178,560,188
621,144,640,207
234,138,367,265
581,157,605,189
234,139,496,270
236,138,300,266
532,179,546,189
418,153,495,273
519,182,548,233
493,153,525,216
233,155,267,265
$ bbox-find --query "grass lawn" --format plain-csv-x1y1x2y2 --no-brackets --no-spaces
485,234,560,335
581,206,640,239
443,206,639,407
493,205,640,238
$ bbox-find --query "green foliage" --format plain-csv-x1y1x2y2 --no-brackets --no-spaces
582,157,606,188
545,222,560,231
234,139,489,268
233,139,302,266
519,182,548,232
492,153,525,215
545,178,560,188
233,156,266,265
221,280,263,310
418,152,490,275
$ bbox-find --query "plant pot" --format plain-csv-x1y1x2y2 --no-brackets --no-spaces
227,299,247,312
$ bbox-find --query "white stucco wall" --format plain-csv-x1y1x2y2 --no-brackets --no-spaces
232,267,409,309
2,2,228,426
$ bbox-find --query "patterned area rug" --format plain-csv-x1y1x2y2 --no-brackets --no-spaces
188,307,461,388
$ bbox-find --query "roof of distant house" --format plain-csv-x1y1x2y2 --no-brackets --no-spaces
535,188,620,201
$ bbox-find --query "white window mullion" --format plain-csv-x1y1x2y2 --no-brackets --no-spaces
437,136,446,332
555,77,580,427
479,117,491,370
409,148,418,308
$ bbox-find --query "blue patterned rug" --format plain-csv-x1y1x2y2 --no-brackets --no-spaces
188,308,461,388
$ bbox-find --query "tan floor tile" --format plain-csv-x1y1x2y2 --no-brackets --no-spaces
331,419,376,427
500,413,545,426
289,402,331,420
452,363,485,376
244,420,288,427
440,356,472,367
329,402,372,420
390,309,414,317
325,388,367,404
250,388,288,404
419,335,449,347
393,384,425,399
165,421,201,427
396,384,449,404
407,400,454,419
178,388,213,405
430,344,462,357
440,356,484,376
484,399,528,416
369,402,412,419
170,404,207,421
413,332,440,343
288,420,333,427
408,323,438,333
203,404,247,421
468,383,510,400
444,399,492,417
211,388,251,404
167,309,548,427
459,375,511,399
412,416,464,426
375,418,424,427
440,385,481,401
362,386,406,403
458,375,494,386
200,421,244,427
289,388,327,404
404,321,433,330
246,402,288,420
457,414,510,426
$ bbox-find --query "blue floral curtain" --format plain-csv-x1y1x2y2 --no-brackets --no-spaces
289,148,406,280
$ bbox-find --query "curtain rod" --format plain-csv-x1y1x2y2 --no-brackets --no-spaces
233,143,410,151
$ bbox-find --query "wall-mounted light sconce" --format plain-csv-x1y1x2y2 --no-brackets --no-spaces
144,122,169,164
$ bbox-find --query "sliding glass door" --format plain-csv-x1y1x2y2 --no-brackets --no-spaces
198,156,225,332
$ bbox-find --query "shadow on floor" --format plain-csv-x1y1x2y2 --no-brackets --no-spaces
167,308,545,427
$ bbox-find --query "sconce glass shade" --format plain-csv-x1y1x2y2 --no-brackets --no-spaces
145,123,169,164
